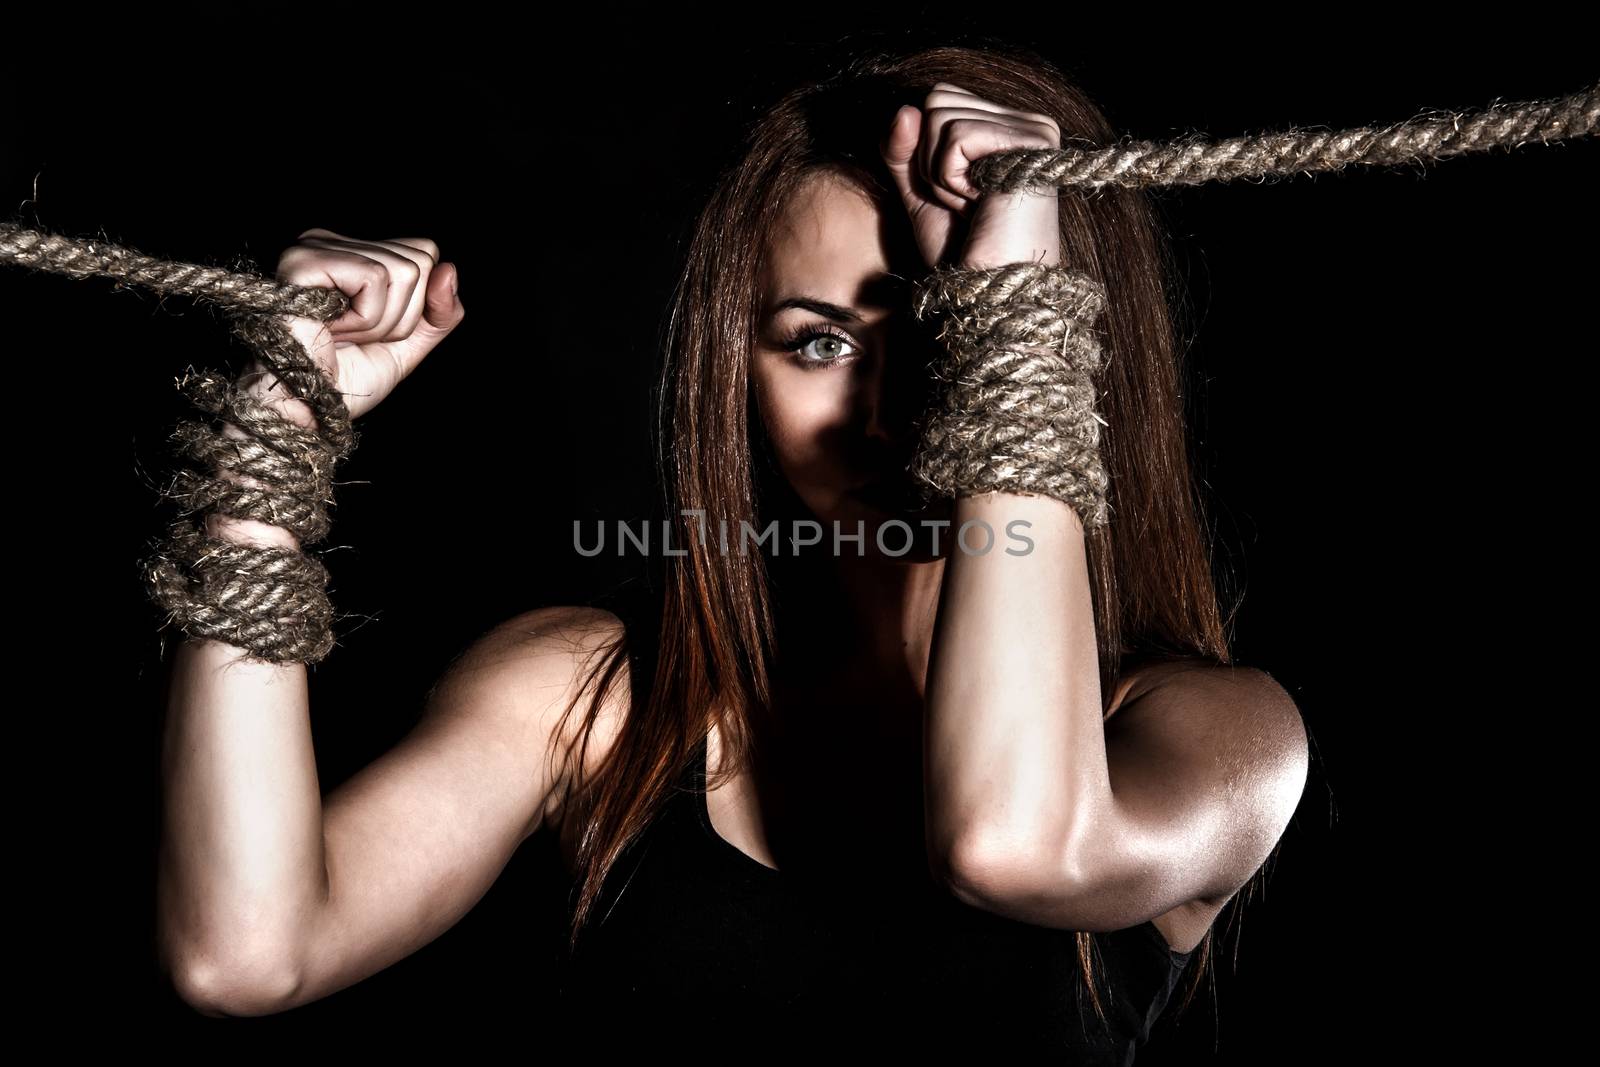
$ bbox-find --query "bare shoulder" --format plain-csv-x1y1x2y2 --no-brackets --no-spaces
426,605,634,838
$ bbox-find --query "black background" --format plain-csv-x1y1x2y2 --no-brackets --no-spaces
6,8,1595,1060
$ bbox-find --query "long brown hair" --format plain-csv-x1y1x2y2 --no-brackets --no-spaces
546,39,1250,1026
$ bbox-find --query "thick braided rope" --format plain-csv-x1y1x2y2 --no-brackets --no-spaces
150,316,358,665
0,222,357,664
0,80,1589,637
141,328,358,663
897,81,1594,528
910,263,1111,527
967,81,1597,192
0,223,348,318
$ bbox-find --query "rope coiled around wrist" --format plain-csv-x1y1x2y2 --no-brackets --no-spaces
143,310,357,665
0,80,1590,652
145,306,357,665
908,262,1111,529
0,222,357,665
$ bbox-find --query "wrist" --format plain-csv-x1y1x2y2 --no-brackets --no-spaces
203,510,301,552
239,365,319,430
208,375,313,550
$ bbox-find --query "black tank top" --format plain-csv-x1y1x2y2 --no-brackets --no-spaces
555,734,1194,1058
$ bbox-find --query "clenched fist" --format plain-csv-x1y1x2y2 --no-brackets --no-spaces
879,82,1063,272
271,228,465,420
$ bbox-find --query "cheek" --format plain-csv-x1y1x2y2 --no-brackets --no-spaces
754,364,852,472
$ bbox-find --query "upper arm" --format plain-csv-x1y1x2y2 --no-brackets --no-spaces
282,605,629,1011
990,662,1309,934
1087,663,1310,919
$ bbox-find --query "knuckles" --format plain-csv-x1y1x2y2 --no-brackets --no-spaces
276,239,433,296
398,237,440,262
275,245,391,288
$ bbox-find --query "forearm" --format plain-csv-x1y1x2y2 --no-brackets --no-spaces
922,492,1110,886
156,369,329,991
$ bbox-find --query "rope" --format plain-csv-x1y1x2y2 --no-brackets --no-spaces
968,81,1598,192
0,223,348,319
909,263,1112,527
0,80,1592,662
0,223,361,664
3,80,1589,295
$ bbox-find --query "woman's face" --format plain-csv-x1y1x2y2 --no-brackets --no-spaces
752,170,954,561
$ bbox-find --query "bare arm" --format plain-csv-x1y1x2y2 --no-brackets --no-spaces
159,598,626,1017
154,229,627,1016
938,655,1308,932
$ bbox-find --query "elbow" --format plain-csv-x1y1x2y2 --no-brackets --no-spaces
163,944,305,1018
935,825,1088,918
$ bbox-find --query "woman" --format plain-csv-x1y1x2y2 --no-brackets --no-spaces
156,42,1309,1057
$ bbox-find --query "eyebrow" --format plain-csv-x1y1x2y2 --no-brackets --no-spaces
766,296,866,324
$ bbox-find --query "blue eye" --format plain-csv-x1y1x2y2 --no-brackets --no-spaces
779,323,861,369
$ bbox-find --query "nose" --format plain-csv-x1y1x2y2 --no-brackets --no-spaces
860,349,908,449
861,316,941,451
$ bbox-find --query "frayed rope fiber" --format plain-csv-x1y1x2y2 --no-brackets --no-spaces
909,263,1112,527
966,81,1597,192
899,79,1595,528
0,223,359,665
0,80,1593,664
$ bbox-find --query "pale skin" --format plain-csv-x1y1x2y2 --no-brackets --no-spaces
744,85,1307,954
158,84,1308,1018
